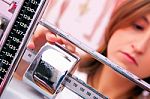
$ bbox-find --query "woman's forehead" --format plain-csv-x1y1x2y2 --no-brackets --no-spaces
130,14,150,23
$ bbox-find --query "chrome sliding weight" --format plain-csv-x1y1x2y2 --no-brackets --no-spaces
23,43,108,99
39,20,150,92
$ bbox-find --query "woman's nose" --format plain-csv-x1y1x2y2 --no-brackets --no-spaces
131,36,150,54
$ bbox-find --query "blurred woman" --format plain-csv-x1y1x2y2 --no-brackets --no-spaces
17,0,150,98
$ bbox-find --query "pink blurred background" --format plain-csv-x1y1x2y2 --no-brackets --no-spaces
0,0,125,50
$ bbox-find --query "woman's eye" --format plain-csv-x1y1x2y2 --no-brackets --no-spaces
132,23,145,31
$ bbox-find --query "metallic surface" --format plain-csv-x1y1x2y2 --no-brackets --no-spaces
39,20,150,92
23,43,107,99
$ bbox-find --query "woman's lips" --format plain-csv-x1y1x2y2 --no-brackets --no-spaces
120,51,138,66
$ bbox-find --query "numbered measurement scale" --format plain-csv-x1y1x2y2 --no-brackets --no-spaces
0,0,149,99
0,0,107,98
0,0,49,95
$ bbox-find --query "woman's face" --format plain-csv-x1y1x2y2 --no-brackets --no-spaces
107,14,150,78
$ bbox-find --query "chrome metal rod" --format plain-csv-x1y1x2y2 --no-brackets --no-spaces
39,20,150,92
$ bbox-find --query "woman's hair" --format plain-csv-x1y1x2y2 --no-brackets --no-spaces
78,0,150,97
